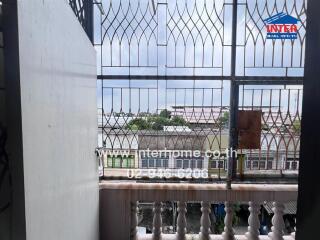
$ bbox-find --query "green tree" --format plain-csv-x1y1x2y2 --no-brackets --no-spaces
125,118,151,130
159,109,171,119
170,116,188,126
218,111,229,128
125,112,188,131
293,119,301,134
148,116,171,130
262,123,270,131
138,112,151,117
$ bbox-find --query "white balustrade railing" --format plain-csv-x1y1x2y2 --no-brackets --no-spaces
100,182,297,240
176,201,187,240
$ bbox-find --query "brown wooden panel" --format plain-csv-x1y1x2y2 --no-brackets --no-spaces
238,110,262,149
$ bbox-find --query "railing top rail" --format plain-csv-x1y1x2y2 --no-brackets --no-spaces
100,181,297,191
99,181,297,202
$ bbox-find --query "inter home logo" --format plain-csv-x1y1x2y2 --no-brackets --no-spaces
264,12,299,40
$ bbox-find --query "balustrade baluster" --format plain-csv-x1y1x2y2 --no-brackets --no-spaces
245,201,260,240
222,202,235,240
152,202,162,240
199,201,211,240
268,202,285,240
176,201,187,240
130,201,138,240
291,218,296,240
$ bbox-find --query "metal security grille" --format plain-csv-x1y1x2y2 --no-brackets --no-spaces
239,85,302,172
69,0,94,41
94,0,306,180
237,0,306,77
97,79,230,178
98,0,229,76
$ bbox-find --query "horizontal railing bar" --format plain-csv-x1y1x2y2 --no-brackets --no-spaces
235,78,303,85
101,87,224,90
102,87,157,89
97,75,303,83
97,75,230,80
166,87,223,90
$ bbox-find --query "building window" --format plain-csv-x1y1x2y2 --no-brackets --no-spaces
176,159,182,168
142,159,148,168
140,154,170,168
106,155,134,168
286,157,299,170
175,157,204,169
246,155,274,170
210,159,226,170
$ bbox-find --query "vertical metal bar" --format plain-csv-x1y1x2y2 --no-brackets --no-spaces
85,0,94,43
227,0,239,189
100,10,104,177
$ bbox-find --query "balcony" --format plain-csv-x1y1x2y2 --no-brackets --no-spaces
100,182,297,240
2,0,320,239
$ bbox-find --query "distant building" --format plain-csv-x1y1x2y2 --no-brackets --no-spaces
98,107,300,173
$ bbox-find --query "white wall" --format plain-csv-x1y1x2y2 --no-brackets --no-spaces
15,0,99,239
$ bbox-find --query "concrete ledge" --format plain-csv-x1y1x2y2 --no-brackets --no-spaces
99,181,297,202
